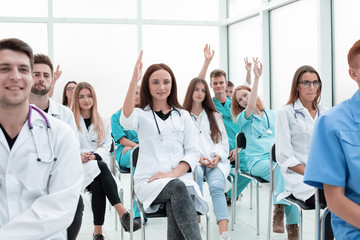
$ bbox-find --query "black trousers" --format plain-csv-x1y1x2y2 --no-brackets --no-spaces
88,160,121,225
67,195,84,240
304,190,334,240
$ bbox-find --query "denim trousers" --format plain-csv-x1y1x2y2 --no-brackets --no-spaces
196,166,228,223
151,179,201,240
249,159,299,225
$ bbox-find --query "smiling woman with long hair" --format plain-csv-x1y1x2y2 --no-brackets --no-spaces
120,52,208,240
183,77,231,240
72,82,140,239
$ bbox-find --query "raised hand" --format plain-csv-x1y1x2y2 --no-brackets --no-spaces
53,65,62,81
253,58,262,78
244,57,252,72
132,50,143,83
204,44,215,62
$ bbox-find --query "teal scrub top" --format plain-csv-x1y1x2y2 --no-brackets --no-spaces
237,108,276,170
213,97,240,151
304,91,360,240
111,110,139,160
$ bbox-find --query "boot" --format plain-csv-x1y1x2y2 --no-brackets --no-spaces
120,211,141,232
286,224,299,240
272,204,285,233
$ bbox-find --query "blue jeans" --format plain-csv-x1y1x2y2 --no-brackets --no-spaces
250,159,299,225
151,179,201,240
196,166,228,223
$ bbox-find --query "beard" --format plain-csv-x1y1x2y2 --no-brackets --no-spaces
31,84,50,96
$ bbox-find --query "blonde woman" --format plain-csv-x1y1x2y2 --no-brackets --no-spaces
72,82,140,239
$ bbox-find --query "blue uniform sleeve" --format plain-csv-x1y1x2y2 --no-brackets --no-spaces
304,114,347,189
237,110,252,132
111,111,127,143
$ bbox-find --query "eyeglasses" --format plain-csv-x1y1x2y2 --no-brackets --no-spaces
298,81,321,88
66,87,75,91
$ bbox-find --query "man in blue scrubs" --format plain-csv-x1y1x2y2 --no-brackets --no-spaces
209,69,251,202
304,39,360,239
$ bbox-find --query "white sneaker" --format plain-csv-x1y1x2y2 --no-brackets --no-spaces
220,231,231,240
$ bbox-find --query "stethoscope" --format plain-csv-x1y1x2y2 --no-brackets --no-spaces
152,108,182,142
292,102,320,133
250,109,272,138
190,113,202,134
28,105,57,162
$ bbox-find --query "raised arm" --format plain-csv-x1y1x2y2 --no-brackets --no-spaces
198,44,214,79
123,51,143,117
49,65,62,98
245,58,262,119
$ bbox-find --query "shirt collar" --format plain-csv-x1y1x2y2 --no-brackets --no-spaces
350,90,360,123
293,98,305,111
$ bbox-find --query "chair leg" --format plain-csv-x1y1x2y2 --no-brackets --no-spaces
250,181,253,209
320,208,329,240
298,206,303,240
120,189,124,240
206,213,210,240
267,182,272,240
140,212,145,240
256,181,260,235
230,174,235,231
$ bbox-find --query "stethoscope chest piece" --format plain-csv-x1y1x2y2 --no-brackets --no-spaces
266,129,272,135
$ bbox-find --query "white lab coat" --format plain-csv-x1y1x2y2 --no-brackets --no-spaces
191,110,231,192
48,98,79,145
77,115,112,191
275,99,328,201
120,106,209,214
0,105,83,240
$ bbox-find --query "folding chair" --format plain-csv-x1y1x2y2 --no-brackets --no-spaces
129,146,210,240
268,143,324,240
232,132,268,234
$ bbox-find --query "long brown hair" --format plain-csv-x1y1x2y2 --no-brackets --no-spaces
183,78,222,143
286,65,322,108
71,82,105,147
62,81,77,106
138,63,182,110
231,85,264,121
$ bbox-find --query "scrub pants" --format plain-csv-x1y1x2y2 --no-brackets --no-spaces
249,159,299,225
117,149,131,169
196,166,228,223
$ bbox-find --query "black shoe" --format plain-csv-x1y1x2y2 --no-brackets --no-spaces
93,234,105,240
121,211,141,232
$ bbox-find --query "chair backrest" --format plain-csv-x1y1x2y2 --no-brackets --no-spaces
131,146,139,168
236,132,246,149
270,143,276,163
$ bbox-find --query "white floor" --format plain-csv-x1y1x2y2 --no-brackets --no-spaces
77,173,318,240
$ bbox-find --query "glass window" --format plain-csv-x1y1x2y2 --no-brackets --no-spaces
53,0,136,19
142,0,219,21
228,0,262,17
142,25,219,102
0,0,47,17
228,16,261,95
0,23,48,54
270,0,318,110
333,0,360,104
52,23,137,117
